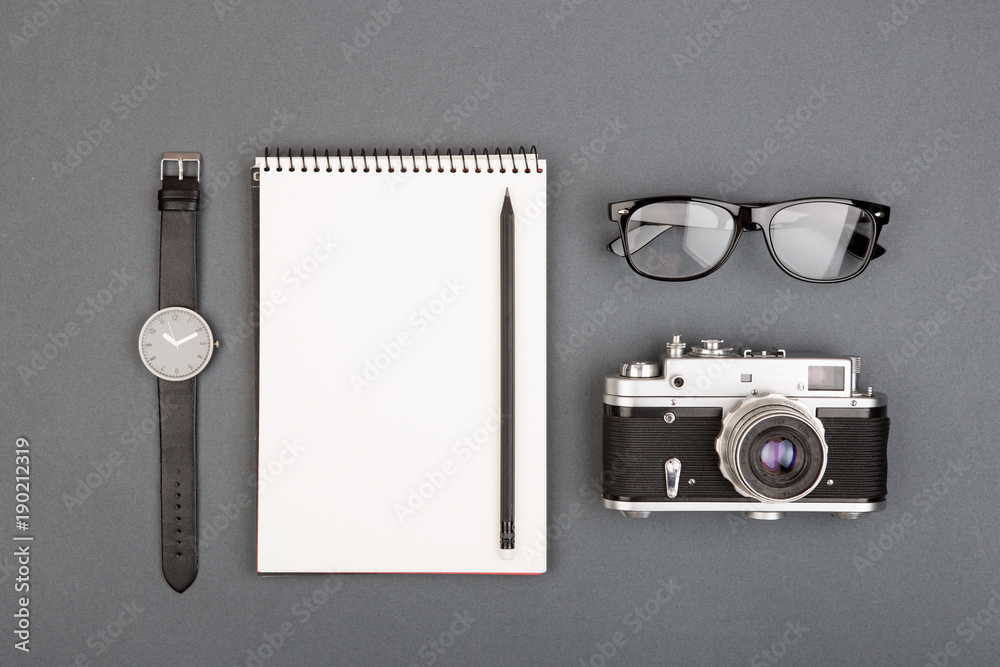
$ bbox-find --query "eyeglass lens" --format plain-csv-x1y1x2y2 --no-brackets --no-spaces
625,202,736,279
769,202,874,280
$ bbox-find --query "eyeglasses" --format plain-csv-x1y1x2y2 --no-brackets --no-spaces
607,197,889,283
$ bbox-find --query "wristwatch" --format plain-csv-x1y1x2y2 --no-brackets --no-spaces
137,152,217,593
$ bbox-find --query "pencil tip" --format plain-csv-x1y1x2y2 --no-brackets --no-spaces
505,187,510,197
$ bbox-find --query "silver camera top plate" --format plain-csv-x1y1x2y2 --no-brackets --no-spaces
606,335,880,407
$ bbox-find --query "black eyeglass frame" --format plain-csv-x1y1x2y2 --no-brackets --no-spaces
607,197,890,284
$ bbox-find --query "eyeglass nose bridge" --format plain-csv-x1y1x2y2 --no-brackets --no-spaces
736,205,766,232
725,213,770,264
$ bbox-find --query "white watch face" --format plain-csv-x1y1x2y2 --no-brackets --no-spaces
138,307,214,381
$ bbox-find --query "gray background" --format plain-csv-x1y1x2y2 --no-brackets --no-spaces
2,0,998,665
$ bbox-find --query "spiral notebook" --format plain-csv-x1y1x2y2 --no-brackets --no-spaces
253,148,547,574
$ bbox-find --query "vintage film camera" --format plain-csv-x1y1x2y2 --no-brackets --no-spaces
602,336,889,520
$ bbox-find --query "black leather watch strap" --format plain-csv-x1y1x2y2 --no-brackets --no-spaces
158,377,198,592
158,166,199,310
156,153,201,592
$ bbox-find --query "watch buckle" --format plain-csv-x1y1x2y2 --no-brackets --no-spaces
161,152,201,182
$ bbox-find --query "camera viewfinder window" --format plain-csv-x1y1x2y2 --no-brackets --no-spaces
807,366,844,391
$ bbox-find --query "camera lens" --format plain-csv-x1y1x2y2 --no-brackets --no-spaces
716,395,828,503
739,419,824,500
745,428,816,494
759,437,797,474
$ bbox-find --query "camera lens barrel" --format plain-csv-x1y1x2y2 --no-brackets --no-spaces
716,394,828,503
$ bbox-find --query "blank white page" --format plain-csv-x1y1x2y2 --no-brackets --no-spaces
256,153,546,574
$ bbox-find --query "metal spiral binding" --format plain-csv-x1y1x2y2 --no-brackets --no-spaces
259,147,542,174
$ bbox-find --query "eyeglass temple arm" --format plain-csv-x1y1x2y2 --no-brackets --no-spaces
846,229,887,260
608,215,886,259
609,230,884,260
606,225,674,257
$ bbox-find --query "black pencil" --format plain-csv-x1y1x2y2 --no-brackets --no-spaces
500,188,515,558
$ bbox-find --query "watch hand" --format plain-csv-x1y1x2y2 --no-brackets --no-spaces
167,321,177,340
162,332,179,348
175,333,198,346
